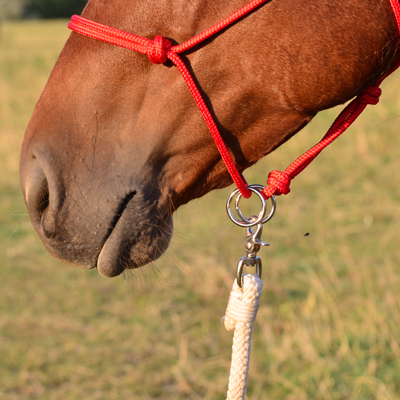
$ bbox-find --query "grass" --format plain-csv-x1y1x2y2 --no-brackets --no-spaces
1,20,400,400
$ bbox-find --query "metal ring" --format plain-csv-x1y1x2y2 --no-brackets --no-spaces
237,185,276,225
236,257,262,288
227,187,266,227
226,185,275,227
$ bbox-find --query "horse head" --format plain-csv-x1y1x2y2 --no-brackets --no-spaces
20,0,399,277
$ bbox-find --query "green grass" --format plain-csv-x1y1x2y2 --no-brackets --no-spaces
1,20,400,400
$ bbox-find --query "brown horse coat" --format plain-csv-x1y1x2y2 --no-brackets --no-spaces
20,0,399,276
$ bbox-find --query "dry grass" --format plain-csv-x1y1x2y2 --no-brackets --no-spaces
1,20,400,399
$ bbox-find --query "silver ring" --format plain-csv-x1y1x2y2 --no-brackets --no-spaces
238,185,276,224
226,185,276,227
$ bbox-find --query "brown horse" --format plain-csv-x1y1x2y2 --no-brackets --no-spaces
20,0,399,277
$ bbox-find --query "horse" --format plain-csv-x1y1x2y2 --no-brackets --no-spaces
19,0,399,278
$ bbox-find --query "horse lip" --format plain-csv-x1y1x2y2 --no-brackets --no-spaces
104,191,137,244
96,192,173,278
95,191,137,276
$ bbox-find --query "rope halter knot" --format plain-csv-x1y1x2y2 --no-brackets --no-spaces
262,170,292,199
358,86,382,106
147,35,172,64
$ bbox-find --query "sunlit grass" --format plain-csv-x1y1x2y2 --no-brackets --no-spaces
1,20,400,399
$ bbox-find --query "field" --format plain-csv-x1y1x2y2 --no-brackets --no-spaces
1,20,400,400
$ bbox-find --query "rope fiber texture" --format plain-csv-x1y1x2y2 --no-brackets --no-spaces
69,0,400,200
223,274,263,400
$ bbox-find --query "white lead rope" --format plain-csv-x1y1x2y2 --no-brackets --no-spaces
223,274,264,400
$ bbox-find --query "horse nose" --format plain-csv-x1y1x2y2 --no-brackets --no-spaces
20,153,60,239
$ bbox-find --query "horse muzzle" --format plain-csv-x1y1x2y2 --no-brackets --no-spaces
20,143,173,277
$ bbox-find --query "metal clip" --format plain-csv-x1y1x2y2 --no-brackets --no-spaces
226,185,276,288
236,220,269,288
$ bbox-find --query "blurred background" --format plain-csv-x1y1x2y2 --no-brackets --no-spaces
0,0,87,20
1,1,400,399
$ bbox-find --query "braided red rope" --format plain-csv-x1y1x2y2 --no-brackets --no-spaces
68,0,400,200
261,86,383,198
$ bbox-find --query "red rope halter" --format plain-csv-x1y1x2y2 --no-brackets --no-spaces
69,0,400,200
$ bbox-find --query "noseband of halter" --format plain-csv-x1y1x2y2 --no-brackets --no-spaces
147,36,172,64
68,0,400,200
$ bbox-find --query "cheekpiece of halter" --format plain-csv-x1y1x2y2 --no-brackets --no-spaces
227,185,276,287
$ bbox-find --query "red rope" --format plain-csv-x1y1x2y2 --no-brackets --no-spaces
68,0,400,200
69,6,261,198
262,86,383,198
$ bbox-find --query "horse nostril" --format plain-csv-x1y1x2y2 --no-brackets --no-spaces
21,155,51,223
36,176,50,216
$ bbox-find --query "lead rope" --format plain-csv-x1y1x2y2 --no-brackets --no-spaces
223,190,275,399
223,274,263,400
